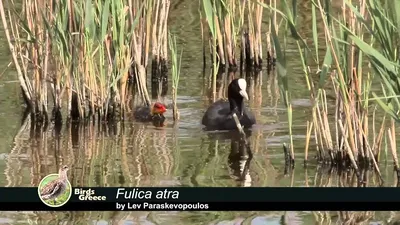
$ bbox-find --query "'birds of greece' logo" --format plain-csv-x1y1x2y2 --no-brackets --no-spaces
38,165,72,207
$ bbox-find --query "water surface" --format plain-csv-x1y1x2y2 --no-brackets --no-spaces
0,0,399,224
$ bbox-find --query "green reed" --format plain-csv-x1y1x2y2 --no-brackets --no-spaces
168,32,183,121
260,0,308,164
269,17,294,164
201,0,220,101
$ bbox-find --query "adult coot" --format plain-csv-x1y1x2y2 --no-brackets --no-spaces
202,78,256,131
134,102,167,127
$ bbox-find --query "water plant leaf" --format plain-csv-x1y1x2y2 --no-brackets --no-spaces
311,3,319,64
202,0,215,38
61,2,69,33
118,7,126,46
292,0,297,24
394,0,400,34
111,0,118,43
372,92,399,122
270,16,289,107
372,63,400,106
348,35,398,75
131,3,144,31
84,0,96,38
100,0,110,41
319,44,332,89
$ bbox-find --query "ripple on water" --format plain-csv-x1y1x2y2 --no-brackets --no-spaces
0,0,398,224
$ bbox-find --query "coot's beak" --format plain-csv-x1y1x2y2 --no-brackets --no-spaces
239,90,249,100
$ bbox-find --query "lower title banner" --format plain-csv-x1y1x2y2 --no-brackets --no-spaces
1,187,400,211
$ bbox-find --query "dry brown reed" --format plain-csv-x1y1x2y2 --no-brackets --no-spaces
151,0,170,99
201,0,270,73
241,0,264,70
0,0,51,123
287,0,399,182
0,0,174,125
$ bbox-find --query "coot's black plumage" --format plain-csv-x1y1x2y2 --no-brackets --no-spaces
202,78,256,131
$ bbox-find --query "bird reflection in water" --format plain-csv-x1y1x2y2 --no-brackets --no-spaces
207,130,254,187
228,133,253,187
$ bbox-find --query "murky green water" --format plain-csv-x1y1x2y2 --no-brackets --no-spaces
0,0,399,224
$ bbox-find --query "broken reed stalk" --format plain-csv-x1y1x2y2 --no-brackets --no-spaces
232,112,254,159
232,113,245,136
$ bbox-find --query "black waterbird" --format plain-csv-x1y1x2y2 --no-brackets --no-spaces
202,78,256,131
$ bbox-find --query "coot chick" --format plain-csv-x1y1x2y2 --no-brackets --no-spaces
134,102,167,127
202,78,256,131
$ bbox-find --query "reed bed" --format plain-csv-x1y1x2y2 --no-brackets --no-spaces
261,0,400,181
151,0,170,99
0,0,177,124
200,0,273,100
241,0,264,70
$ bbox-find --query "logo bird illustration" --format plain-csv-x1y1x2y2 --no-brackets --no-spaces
40,165,70,205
